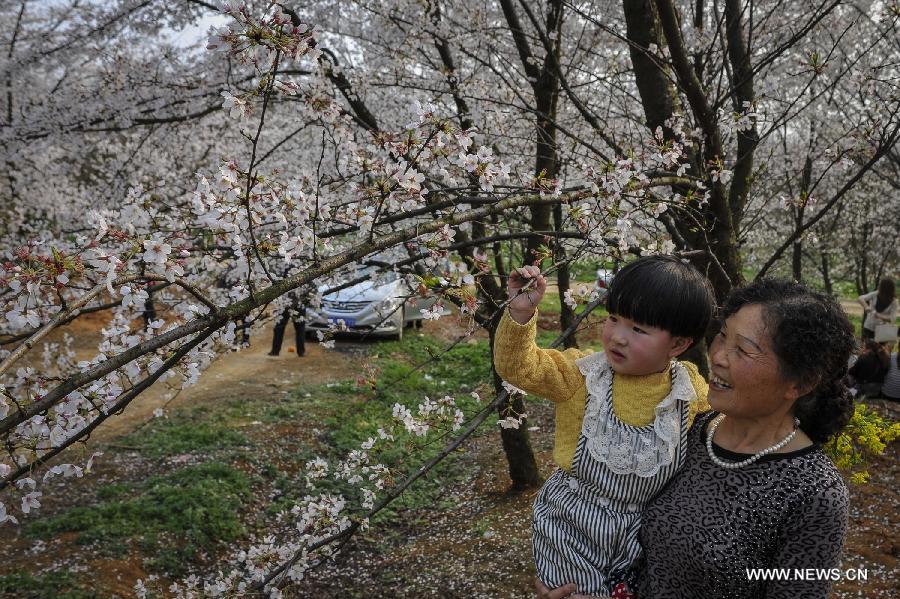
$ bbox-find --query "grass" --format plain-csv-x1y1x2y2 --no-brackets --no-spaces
847,312,863,337
124,418,248,457
537,290,561,315
569,260,616,284
27,462,252,575
0,570,101,599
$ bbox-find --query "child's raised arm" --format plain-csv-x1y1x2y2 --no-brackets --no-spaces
494,265,588,404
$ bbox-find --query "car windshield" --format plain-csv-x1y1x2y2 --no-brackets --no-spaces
356,265,398,283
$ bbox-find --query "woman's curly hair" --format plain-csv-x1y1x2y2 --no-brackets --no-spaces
722,279,856,443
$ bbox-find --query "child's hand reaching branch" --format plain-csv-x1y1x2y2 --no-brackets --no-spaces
508,265,547,324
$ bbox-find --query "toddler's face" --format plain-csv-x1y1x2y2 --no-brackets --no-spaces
601,314,683,375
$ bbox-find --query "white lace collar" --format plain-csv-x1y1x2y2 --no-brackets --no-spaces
575,352,698,477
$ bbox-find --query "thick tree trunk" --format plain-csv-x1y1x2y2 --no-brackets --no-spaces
623,1,679,136
528,88,559,264
489,326,543,491
624,1,744,303
527,2,575,348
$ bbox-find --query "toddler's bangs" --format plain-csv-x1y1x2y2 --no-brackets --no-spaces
605,257,714,341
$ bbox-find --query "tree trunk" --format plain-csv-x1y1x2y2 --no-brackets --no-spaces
792,240,803,283
143,291,157,328
821,252,833,296
489,325,543,491
681,340,709,380
623,0,679,136
624,0,744,303
793,154,813,283
438,1,542,491
140,265,157,327
860,222,871,293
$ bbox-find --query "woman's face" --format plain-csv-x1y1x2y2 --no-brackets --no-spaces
708,304,802,418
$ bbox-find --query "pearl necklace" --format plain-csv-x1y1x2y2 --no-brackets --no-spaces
705,414,800,469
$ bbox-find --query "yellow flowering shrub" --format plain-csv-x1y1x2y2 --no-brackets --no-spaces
826,403,900,484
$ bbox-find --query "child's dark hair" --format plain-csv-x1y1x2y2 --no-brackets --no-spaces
605,255,715,343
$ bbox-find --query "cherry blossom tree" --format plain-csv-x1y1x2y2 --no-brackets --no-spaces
1,0,898,594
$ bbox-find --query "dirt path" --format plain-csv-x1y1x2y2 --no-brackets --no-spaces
19,312,357,442
841,299,863,317
95,332,360,442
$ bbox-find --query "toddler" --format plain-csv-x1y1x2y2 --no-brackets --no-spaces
494,256,715,596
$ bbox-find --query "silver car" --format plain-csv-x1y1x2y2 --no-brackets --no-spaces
306,270,447,340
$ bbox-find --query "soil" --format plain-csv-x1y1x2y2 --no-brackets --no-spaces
13,310,357,443
1,312,897,598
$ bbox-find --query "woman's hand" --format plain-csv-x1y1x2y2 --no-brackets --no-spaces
534,579,608,599
508,265,547,324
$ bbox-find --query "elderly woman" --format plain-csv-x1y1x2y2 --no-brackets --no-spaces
539,278,855,599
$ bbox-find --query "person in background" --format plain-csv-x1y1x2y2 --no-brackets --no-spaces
848,339,891,397
880,338,900,401
269,289,306,357
857,278,897,340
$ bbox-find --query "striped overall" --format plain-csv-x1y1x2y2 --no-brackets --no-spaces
532,354,694,596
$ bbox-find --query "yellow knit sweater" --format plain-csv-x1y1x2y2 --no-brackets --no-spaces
494,308,710,472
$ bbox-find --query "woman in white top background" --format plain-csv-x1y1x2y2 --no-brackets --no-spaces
857,278,897,340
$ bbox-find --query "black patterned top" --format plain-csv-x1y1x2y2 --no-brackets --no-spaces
635,412,849,599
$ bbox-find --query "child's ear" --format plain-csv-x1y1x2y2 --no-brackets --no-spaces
668,336,693,358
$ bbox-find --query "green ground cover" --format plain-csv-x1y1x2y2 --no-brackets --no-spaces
27,462,252,575
0,570,102,599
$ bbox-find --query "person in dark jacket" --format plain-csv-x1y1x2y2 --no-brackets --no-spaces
849,339,891,396
269,290,306,357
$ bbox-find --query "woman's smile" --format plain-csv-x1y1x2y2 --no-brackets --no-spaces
709,372,733,391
